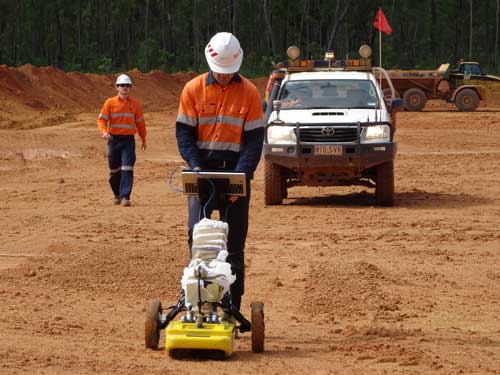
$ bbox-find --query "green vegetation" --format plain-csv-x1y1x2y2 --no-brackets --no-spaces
1,0,499,76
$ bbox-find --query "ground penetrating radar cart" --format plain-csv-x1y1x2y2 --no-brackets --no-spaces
145,170,265,358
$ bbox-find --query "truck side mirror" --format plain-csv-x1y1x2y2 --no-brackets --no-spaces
272,100,283,122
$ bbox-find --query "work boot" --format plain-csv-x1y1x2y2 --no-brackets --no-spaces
113,196,121,205
121,199,131,207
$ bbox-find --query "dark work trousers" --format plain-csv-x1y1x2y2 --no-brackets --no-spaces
187,179,251,311
107,135,136,200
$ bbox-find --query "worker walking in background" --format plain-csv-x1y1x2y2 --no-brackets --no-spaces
176,32,265,312
97,74,147,207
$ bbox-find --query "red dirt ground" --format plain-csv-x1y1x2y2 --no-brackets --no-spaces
0,66,499,374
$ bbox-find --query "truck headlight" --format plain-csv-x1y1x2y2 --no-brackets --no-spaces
267,126,297,144
360,125,390,143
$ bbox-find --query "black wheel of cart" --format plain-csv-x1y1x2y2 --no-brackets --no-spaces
145,299,162,349
250,302,265,353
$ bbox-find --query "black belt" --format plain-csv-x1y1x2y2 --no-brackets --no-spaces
110,134,134,139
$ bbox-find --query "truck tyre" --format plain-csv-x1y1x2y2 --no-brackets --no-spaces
376,161,394,207
455,88,479,112
281,176,288,199
264,159,282,205
403,88,427,111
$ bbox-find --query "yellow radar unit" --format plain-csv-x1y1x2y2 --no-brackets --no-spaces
145,172,265,358
165,321,236,357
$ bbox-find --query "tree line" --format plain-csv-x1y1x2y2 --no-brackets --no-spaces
1,0,499,76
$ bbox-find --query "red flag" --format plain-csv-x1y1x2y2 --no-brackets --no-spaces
373,8,392,35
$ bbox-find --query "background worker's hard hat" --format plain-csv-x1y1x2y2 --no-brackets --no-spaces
116,74,132,86
205,32,243,74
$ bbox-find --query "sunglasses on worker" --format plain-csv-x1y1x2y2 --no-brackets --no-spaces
116,84,131,88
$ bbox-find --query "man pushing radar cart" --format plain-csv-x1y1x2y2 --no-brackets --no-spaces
144,170,265,358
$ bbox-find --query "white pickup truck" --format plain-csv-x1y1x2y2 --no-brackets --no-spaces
263,45,403,206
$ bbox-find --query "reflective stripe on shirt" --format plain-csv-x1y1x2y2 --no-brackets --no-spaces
110,123,136,129
110,112,135,118
176,113,197,127
198,115,244,127
198,116,217,125
197,140,241,152
216,115,244,127
244,119,264,131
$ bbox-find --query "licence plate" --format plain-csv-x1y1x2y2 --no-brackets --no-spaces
314,145,343,155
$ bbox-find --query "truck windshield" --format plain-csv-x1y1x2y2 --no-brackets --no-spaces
278,79,379,110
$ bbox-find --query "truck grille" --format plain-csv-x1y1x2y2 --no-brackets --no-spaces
297,126,358,143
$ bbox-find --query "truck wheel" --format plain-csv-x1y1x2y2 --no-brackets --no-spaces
250,302,265,353
281,176,288,199
265,159,282,205
376,161,394,207
145,299,162,349
403,88,426,111
455,88,479,112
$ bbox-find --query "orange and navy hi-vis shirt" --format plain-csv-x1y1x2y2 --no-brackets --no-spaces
175,72,264,178
97,96,146,141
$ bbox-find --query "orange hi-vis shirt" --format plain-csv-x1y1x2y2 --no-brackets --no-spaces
177,72,263,154
97,95,146,141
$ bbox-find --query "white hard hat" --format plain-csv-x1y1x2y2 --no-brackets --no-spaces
116,74,132,86
205,32,243,74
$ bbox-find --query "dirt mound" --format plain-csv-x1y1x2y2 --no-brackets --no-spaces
0,64,192,115
0,65,266,129
303,260,402,320
9,238,187,301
